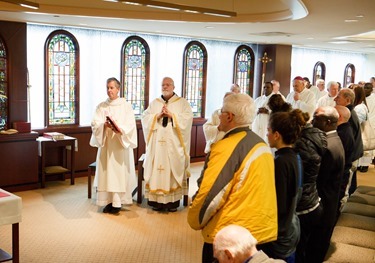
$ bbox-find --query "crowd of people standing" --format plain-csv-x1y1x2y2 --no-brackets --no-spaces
89,75,374,263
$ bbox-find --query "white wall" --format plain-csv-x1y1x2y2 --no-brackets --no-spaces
27,24,375,128
291,47,372,91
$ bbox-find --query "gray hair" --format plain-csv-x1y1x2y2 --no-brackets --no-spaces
316,78,325,86
107,77,121,88
326,81,338,91
317,106,339,122
223,93,255,125
214,225,257,261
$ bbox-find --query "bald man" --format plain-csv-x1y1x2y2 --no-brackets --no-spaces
335,105,355,213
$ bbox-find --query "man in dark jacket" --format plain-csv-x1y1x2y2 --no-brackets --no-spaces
335,105,355,214
334,89,363,196
307,106,345,263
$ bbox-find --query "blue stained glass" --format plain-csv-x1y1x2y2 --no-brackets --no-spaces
128,55,142,68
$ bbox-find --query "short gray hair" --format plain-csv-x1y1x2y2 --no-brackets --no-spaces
214,225,257,261
222,93,255,125
316,106,339,122
326,81,338,90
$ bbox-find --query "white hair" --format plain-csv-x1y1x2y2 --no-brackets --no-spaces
222,93,255,125
214,225,257,261
326,81,338,91
316,78,325,86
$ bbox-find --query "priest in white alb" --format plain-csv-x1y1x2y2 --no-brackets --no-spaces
252,81,273,142
90,77,137,215
141,77,193,212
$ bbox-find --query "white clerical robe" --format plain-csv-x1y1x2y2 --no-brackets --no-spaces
141,95,193,204
203,109,225,153
286,88,315,118
90,97,137,206
252,93,272,142
316,94,336,109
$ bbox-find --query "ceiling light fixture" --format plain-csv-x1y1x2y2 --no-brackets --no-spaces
1,0,39,9
121,0,236,17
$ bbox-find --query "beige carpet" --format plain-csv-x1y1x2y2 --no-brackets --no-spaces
0,163,204,263
1,163,374,263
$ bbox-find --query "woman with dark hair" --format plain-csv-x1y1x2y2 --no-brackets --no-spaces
261,109,305,263
293,111,327,263
268,94,292,113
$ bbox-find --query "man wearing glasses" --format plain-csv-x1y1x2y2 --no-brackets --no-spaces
188,93,277,263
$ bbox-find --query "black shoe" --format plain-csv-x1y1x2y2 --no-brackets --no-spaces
168,208,177,212
109,206,121,214
103,203,113,213
152,206,163,211
360,166,369,173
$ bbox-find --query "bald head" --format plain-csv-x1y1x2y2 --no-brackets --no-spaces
335,105,351,125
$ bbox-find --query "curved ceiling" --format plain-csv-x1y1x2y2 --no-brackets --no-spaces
0,0,374,53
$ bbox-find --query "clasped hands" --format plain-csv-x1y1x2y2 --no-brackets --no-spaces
157,105,172,120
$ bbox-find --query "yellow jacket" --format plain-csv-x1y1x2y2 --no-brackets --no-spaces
188,127,277,244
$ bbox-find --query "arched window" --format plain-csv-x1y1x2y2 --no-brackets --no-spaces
182,41,207,118
45,30,79,126
121,36,150,118
233,45,255,95
343,63,355,88
313,61,326,84
0,36,8,130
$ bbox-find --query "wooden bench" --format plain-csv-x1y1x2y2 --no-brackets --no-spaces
88,155,189,206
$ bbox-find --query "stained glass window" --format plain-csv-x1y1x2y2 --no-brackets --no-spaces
233,45,254,95
182,41,207,118
344,63,355,88
45,30,79,126
0,37,7,130
121,36,149,118
313,61,326,84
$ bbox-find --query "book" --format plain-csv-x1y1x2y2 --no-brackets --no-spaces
106,116,122,134
43,132,65,141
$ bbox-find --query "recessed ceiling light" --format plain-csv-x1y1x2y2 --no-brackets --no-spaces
345,19,358,23
329,40,355,44
356,15,364,18
205,26,214,29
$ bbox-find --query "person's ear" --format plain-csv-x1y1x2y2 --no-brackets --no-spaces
224,249,234,261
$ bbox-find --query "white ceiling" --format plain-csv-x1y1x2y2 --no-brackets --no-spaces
0,0,375,53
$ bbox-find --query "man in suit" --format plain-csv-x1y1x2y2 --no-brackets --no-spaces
307,106,345,263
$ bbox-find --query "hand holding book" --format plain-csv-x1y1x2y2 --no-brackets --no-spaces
106,116,122,135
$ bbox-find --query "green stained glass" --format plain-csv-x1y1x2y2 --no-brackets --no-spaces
185,44,204,117
47,32,77,125
235,47,252,95
123,37,148,118
0,39,7,130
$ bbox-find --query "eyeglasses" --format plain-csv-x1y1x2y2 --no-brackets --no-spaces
218,108,234,116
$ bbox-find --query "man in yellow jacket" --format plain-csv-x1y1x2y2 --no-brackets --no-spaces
188,93,278,263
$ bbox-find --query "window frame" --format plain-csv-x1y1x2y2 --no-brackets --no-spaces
182,40,207,118
343,63,355,88
233,45,255,95
44,29,80,127
312,61,326,84
0,35,8,130
120,35,150,119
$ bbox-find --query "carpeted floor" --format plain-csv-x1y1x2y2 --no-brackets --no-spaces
0,163,204,263
0,163,374,263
